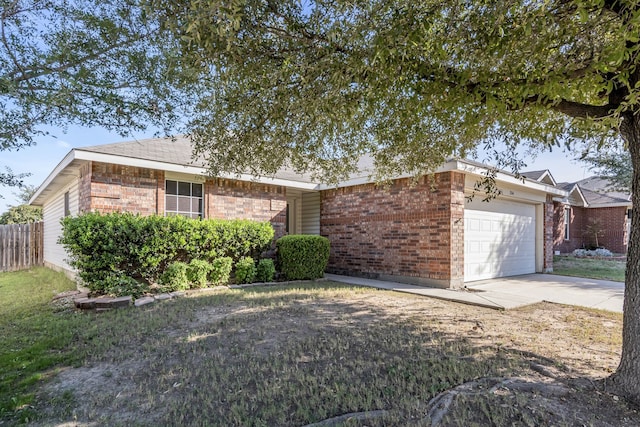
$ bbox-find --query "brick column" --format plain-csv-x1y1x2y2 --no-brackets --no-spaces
448,172,466,288
543,194,554,272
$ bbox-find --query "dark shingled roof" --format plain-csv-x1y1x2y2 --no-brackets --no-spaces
79,136,317,184
80,135,202,167
557,177,630,206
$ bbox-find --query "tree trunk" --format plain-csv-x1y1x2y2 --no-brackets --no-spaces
611,113,640,401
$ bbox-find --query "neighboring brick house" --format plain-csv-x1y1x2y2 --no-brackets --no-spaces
31,137,566,288
522,172,632,254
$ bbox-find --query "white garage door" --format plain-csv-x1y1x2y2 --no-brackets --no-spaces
464,199,536,282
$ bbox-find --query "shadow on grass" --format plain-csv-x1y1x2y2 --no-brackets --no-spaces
11,282,638,426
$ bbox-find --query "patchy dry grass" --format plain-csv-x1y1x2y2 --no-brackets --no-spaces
553,255,626,282
0,270,637,426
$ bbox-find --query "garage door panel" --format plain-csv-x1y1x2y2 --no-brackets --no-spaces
464,199,536,282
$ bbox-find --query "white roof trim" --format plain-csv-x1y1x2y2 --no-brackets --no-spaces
29,150,77,205
316,159,567,196
451,160,567,196
568,185,589,207
536,170,557,186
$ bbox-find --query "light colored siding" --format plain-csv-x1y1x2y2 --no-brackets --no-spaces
42,179,79,270
286,189,303,234
301,192,320,235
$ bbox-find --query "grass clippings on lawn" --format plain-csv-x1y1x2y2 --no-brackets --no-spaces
553,255,626,282
1,269,638,426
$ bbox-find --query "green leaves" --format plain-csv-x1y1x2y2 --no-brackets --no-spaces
0,0,202,182
59,212,275,293
148,0,635,182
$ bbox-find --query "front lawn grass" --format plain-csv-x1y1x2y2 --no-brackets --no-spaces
0,267,79,422
553,255,626,282
0,268,633,426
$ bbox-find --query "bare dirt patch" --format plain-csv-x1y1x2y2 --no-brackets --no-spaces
33,284,637,426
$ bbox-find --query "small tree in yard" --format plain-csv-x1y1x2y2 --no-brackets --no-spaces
151,0,640,402
585,218,605,249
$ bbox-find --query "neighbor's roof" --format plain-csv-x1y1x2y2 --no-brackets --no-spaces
573,177,631,202
521,170,547,180
556,177,631,207
521,169,557,186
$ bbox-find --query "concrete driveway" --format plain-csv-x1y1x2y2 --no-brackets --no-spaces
466,274,624,312
326,273,624,313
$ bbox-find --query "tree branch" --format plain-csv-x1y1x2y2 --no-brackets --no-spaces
551,99,616,119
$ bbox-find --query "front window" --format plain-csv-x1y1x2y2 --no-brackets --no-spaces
564,207,570,240
165,180,203,218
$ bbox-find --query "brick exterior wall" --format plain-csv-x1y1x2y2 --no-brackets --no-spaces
544,195,554,272
205,178,287,240
78,162,92,213
554,203,628,254
80,162,164,215
320,171,465,289
77,163,287,242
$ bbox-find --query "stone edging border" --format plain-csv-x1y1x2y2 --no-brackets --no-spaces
53,278,330,312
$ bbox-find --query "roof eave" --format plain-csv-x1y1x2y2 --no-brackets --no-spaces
31,148,324,207
453,159,567,197
29,150,78,206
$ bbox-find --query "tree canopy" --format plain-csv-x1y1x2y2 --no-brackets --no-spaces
154,0,631,182
0,0,200,186
581,143,632,190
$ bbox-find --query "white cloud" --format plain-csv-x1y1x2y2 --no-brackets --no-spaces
56,140,71,148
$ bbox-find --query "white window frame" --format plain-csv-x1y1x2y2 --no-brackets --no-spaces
564,206,571,241
165,179,203,218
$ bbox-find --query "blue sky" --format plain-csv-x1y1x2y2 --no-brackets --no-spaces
0,127,592,212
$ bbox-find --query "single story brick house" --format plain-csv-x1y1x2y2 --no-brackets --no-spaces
523,171,632,254
31,137,567,289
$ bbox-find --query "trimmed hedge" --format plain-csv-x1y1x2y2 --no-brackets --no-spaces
256,258,276,282
60,212,274,294
210,257,233,286
276,235,330,280
187,259,212,288
235,256,256,284
159,262,190,292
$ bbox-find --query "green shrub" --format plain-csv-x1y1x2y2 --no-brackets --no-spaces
187,259,212,288
60,212,274,294
210,257,233,286
256,258,276,282
276,235,330,280
159,262,190,292
94,273,149,298
235,257,256,284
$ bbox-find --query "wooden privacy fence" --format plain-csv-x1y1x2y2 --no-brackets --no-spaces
0,222,44,272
